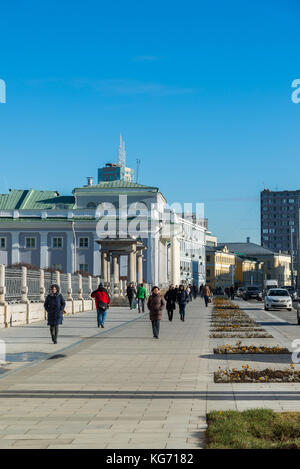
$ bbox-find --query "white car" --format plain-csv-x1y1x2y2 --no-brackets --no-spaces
264,288,292,311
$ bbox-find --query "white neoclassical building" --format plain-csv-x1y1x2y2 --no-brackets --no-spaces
0,180,206,287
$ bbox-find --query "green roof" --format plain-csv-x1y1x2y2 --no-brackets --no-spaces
0,190,75,210
73,180,159,191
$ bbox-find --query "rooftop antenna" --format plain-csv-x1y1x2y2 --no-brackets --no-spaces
136,158,141,183
118,134,126,168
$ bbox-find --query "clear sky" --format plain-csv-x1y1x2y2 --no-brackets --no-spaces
0,0,300,243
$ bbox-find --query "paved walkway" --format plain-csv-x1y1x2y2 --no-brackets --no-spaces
0,299,211,449
1,297,300,449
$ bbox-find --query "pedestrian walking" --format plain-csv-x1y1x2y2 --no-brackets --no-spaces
199,284,204,296
44,284,66,344
136,283,147,313
126,282,137,308
202,284,211,307
192,284,198,299
164,284,177,321
230,285,235,300
91,283,110,328
147,286,165,339
177,285,189,321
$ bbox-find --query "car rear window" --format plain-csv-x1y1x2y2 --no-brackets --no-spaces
268,289,289,296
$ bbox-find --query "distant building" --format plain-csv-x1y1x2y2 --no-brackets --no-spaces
98,135,134,183
218,241,291,287
261,188,299,256
206,245,236,290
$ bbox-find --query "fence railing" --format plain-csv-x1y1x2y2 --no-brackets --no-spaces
0,265,101,304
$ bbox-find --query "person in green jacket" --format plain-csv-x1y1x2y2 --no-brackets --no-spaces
136,283,147,313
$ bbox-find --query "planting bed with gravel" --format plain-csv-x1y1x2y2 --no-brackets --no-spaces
214,364,299,383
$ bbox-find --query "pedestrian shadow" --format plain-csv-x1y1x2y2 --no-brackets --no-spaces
6,352,50,362
200,353,292,364
257,321,294,327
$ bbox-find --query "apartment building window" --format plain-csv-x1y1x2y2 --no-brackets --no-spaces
79,237,89,248
52,237,63,249
0,237,6,249
206,255,211,262
79,264,89,272
25,237,36,249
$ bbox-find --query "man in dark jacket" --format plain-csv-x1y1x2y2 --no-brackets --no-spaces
126,282,136,308
44,284,65,344
177,285,189,321
91,283,110,328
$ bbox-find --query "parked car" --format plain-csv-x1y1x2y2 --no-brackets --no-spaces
243,286,263,301
264,288,292,311
282,286,297,300
236,287,246,298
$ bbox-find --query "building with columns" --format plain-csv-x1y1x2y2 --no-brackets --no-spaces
0,139,206,288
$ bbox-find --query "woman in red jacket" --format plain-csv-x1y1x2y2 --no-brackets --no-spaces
91,283,110,328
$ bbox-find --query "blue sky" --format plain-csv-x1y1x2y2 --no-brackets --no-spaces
0,0,300,243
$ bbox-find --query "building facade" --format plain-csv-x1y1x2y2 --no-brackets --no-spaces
218,241,291,287
0,182,206,287
206,245,236,290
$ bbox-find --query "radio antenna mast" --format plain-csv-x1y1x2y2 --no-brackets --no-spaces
136,158,141,183
118,134,126,167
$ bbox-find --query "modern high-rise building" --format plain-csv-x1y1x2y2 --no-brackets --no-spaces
260,189,299,256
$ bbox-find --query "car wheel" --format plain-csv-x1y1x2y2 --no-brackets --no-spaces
264,306,269,311
288,308,292,312
297,314,300,325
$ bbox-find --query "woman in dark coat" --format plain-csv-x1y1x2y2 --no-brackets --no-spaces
147,286,165,339
177,285,189,321
44,284,65,344
164,284,177,322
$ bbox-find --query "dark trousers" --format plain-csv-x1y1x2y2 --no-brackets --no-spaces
204,295,209,307
152,320,160,338
50,325,59,342
128,296,133,307
167,309,174,321
179,304,186,319
138,298,145,313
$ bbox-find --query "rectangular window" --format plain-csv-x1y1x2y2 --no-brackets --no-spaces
0,237,6,249
52,237,63,249
79,237,89,248
206,255,210,262
25,237,36,249
79,264,88,272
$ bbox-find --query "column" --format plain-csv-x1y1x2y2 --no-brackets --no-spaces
78,274,83,300
55,270,61,287
171,236,180,286
0,264,6,305
107,253,111,286
88,275,92,296
40,232,48,269
39,269,45,302
101,252,107,283
93,236,101,276
11,232,20,265
113,255,119,296
67,273,73,301
129,250,136,284
21,266,29,303
67,231,75,273
137,252,143,284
